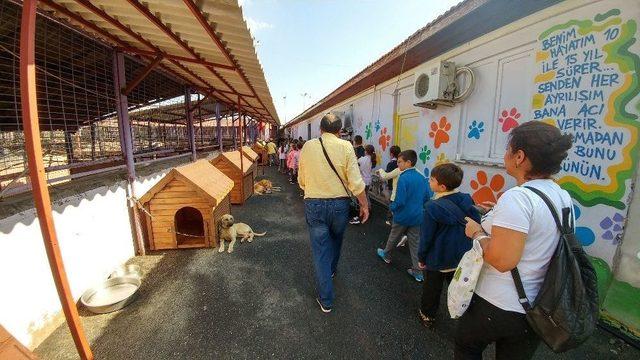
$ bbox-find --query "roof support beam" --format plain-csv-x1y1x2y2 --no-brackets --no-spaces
20,1,93,359
121,54,163,96
182,0,274,121
116,47,235,70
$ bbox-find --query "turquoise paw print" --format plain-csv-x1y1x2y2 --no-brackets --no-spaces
467,120,485,139
375,119,381,132
419,145,431,164
365,123,372,140
574,205,595,246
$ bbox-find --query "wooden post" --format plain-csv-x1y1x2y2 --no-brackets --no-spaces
185,87,196,161
215,101,222,152
19,1,94,359
90,123,97,160
114,51,146,256
238,102,244,202
64,130,74,163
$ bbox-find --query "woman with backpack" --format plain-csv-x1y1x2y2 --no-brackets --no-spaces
456,121,575,359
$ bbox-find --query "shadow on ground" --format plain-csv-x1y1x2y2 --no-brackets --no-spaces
35,167,638,359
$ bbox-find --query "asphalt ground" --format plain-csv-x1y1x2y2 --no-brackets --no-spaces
35,166,638,359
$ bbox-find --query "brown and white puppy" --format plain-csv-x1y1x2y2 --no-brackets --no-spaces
216,214,266,253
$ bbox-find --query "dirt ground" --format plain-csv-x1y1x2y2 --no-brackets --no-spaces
35,166,639,359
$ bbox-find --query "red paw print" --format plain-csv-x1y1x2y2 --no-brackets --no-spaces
470,171,505,205
378,127,391,151
498,107,521,133
428,116,451,149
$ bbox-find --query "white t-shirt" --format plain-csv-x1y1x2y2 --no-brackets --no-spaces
278,148,286,160
474,179,573,314
358,155,372,186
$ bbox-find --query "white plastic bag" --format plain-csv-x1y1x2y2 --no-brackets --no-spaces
447,239,484,319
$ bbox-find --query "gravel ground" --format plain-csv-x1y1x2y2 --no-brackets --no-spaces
35,166,639,359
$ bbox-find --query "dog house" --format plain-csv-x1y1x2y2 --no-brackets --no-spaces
241,146,259,180
139,160,234,250
210,150,255,204
252,142,268,166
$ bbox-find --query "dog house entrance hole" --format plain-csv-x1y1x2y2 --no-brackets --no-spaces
174,207,205,248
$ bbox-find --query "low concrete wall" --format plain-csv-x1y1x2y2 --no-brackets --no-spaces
0,151,219,349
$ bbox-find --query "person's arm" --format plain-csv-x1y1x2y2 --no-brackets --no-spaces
297,148,306,190
418,208,437,264
389,176,406,213
464,190,531,272
377,167,400,181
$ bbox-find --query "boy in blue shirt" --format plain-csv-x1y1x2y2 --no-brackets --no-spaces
377,150,432,282
417,163,481,326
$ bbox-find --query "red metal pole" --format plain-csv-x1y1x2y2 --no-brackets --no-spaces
19,1,93,359
185,87,197,161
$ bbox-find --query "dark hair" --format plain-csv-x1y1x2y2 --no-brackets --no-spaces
320,113,342,133
296,142,303,150
354,135,363,144
365,144,377,168
431,163,463,191
398,150,417,167
390,145,401,158
508,121,573,177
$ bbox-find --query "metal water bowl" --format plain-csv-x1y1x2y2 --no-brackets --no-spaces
80,276,141,314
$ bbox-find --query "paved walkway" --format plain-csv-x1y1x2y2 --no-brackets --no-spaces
36,167,638,359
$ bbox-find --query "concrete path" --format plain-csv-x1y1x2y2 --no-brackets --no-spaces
35,166,638,359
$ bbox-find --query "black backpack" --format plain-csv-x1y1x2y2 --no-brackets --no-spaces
511,186,599,353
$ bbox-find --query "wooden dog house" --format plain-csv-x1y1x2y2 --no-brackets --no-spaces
252,142,268,165
139,160,234,250
210,150,255,204
242,146,259,180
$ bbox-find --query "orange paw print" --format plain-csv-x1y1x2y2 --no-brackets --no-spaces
428,116,452,148
378,127,391,151
470,171,505,205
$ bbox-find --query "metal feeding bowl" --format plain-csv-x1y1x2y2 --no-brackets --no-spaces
109,264,142,279
80,276,141,314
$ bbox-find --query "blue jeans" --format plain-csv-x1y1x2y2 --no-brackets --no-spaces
304,198,350,307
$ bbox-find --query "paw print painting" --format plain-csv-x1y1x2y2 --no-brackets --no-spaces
378,127,391,151
435,153,449,166
600,213,624,245
573,205,595,246
375,119,381,132
365,123,372,140
428,116,452,148
498,107,521,133
470,171,505,205
467,121,485,139
419,145,432,164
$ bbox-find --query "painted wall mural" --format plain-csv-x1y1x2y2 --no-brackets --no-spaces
533,7,640,339
533,8,639,210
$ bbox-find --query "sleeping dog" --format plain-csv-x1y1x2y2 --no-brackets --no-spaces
254,179,282,195
216,214,267,253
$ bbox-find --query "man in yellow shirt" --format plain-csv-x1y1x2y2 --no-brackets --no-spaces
266,139,277,166
298,113,369,313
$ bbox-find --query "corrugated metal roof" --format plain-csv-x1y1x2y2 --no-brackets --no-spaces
38,0,279,125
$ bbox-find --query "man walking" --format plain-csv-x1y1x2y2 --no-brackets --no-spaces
266,138,277,166
298,113,369,313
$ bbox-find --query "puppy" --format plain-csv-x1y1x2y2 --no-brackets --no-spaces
216,214,266,253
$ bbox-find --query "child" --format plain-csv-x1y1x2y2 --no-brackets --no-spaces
278,143,286,173
417,163,481,327
376,150,432,282
353,135,365,158
350,144,376,225
289,142,301,184
377,145,401,225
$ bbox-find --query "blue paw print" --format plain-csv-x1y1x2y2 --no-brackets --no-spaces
375,119,381,132
423,167,430,178
574,205,595,246
467,120,485,139
600,212,624,245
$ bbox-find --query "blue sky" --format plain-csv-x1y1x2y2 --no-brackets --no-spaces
240,0,462,124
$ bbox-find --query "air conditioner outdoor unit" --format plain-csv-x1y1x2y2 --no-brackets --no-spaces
413,61,457,109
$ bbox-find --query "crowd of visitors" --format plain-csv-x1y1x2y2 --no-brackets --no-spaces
269,113,580,359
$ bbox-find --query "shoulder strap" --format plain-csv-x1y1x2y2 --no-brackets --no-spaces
510,185,571,311
319,138,352,197
435,198,468,227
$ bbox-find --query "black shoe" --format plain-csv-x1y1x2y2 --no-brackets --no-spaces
316,298,332,313
331,272,336,279
418,309,435,328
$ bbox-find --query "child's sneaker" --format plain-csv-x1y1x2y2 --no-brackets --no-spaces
376,248,391,264
397,235,408,247
407,268,424,282
385,220,391,226
418,309,435,328
349,217,361,225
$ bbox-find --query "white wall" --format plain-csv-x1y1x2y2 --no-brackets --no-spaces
0,161,182,348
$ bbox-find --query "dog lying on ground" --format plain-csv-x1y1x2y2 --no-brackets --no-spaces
254,179,282,195
216,214,267,253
